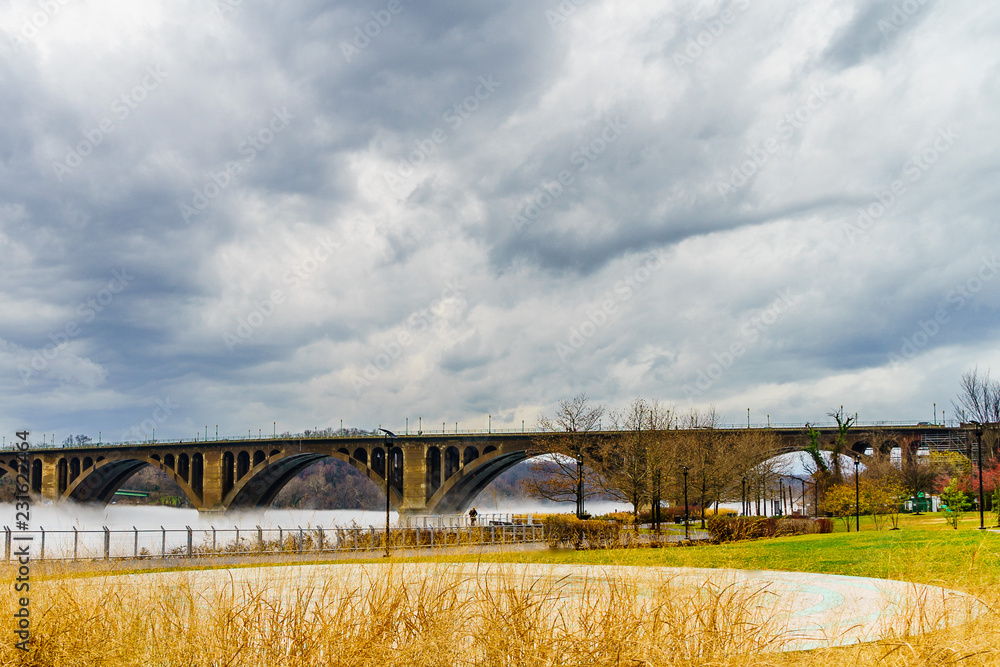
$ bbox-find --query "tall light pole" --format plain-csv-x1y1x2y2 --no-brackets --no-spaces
379,428,397,557
854,455,861,532
682,466,690,540
741,475,746,516
814,478,819,518
779,478,785,516
973,422,985,530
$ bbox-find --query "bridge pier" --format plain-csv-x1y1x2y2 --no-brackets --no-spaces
39,453,60,502
401,444,429,514
200,450,225,511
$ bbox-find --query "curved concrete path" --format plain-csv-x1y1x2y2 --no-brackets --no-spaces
109,562,983,652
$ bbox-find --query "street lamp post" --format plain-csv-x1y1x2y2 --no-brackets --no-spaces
378,428,397,557
741,475,746,516
973,422,985,530
682,466,690,540
779,478,785,516
854,455,861,532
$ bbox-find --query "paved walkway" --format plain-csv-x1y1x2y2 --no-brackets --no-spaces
104,562,983,652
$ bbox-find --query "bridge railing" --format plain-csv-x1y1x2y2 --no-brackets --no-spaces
2,522,545,563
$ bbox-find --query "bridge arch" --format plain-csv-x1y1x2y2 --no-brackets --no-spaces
0,459,21,484
224,450,402,511
426,448,531,514
62,455,202,507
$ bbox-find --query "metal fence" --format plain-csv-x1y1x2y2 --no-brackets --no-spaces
3,522,545,563
401,513,538,528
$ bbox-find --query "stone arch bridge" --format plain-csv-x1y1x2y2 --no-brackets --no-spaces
7,424,970,514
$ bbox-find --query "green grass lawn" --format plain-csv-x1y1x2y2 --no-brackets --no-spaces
420,512,1000,592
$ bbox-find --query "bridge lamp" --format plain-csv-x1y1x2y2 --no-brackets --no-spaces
682,466,690,540
973,422,985,530
378,428,397,558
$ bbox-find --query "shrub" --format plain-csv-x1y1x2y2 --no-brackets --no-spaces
705,507,738,517
543,515,622,549
707,516,833,543
594,511,635,525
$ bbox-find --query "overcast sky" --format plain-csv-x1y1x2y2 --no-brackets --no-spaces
2,0,998,443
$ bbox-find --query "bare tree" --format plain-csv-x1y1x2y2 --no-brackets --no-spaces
826,406,855,485
601,398,676,528
953,367,1000,459
645,401,676,533
524,393,605,517
734,428,786,516
676,407,725,528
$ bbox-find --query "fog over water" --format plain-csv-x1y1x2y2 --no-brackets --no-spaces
1,502,616,559
2,500,633,534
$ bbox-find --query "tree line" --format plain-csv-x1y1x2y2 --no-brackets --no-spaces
527,368,1000,530
524,394,788,529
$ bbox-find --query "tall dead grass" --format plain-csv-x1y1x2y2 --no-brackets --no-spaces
1,562,791,667
0,561,995,667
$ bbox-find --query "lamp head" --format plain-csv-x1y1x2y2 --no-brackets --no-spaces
379,428,397,439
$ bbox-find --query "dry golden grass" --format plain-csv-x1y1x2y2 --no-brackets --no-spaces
0,562,810,667
4,512,999,667
1,557,995,667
